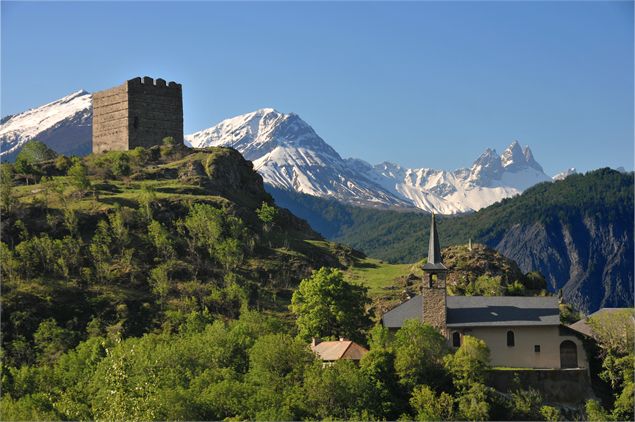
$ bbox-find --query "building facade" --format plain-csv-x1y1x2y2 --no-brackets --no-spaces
92,77,183,153
382,214,588,370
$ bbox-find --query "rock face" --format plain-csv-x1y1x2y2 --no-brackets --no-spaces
492,215,633,314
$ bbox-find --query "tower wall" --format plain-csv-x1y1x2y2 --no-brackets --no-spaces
91,77,183,153
92,83,129,153
423,273,448,336
127,77,183,149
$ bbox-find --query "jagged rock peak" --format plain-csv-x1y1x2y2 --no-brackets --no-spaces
501,140,526,168
523,145,544,172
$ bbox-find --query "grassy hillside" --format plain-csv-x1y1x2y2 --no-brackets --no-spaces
0,145,358,368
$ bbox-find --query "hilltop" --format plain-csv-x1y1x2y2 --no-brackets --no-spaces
0,143,360,368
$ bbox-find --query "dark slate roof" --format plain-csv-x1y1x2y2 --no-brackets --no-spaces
446,296,560,327
382,295,560,329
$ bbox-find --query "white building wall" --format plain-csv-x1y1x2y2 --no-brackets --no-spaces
449,325,587,369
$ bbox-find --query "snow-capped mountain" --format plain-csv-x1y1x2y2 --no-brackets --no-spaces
1,91,557,214
553,168,577,181
187,109,552,214
0,90,92,161
186,109,409,207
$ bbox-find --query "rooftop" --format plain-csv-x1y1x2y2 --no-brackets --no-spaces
382,295,561,329
310,338,369,361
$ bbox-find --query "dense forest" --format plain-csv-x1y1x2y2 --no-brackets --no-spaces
0,141,632,420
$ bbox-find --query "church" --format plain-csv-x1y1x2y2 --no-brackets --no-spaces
382,215,588,370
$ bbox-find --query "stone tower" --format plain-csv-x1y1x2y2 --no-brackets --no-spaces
422,213,448,335
92,77,183,153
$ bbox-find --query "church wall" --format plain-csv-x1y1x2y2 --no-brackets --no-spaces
451,325,588,369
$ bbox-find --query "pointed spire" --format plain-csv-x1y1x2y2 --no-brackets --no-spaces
428,213,441,264
423,214,447,271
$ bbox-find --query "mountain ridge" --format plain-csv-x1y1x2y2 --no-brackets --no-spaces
187,108,553,214
1,91,572,214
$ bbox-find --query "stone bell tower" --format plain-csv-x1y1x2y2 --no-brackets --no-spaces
422,213,448,335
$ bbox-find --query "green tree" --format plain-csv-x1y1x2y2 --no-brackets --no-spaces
33,319,75,365
508,387,543,420
360,348,403,418
15,140,57,173
303,360,376,420
67,159,91,194
148,220,175,261
540,405,562,422
444,335,490,392
110,152,131,177
256,201,277,234
54,155,72,173
410,384,455,421
457,382,490,421
290,267,371,343
588,309,634,356
1,163,16,213
585,399,610,422
393,320,448,390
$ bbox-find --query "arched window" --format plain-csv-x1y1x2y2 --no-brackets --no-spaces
452,332,461,347
507,330,515,347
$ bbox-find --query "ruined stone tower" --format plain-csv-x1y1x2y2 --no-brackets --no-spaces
92,77,183,153
422,213,448,335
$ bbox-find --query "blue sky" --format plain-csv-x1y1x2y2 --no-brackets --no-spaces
2,1,633,175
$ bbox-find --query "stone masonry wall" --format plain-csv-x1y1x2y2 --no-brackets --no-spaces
92,83,129,153
92,77,183,153
423,273,447,335
127,77,183,149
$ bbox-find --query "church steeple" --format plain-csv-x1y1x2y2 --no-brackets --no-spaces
423,213,447,271
421,213,448,335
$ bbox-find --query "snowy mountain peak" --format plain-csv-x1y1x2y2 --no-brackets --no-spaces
1,92,559,214
470,148,503,183
501,140,526,169
1,90,92,160
186,109,341,163
523,145,544,172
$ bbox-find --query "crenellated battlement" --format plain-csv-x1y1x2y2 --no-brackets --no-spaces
127,76,181,90
92,76,184,153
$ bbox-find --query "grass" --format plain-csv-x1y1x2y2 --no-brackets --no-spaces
344,257,415,297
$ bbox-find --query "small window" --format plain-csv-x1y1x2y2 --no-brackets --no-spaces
452,332,461,348
534,345,541,353
507,330,515,347
133,116,139,129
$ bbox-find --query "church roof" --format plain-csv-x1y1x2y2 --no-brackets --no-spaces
422,213,447,271
382,295,560,329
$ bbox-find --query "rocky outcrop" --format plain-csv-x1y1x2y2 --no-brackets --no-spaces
491,214,633,314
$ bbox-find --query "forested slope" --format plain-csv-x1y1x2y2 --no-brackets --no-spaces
269,169,634,313
0,143,358,369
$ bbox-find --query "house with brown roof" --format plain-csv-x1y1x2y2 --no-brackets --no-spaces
382,214,589,370
310,338,369,363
